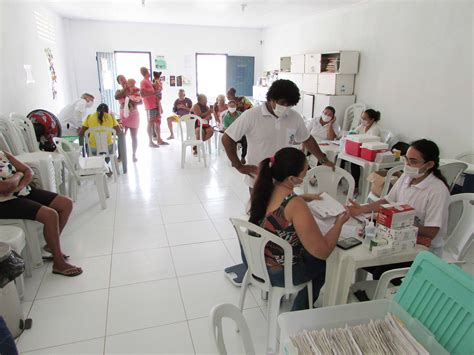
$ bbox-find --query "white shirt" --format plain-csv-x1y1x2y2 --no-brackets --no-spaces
57,98,90,129
225,104,310,186
355,122,382,138
385,172,450,251
307,117,340,141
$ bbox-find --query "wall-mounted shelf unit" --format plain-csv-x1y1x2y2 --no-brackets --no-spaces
304,51,359,74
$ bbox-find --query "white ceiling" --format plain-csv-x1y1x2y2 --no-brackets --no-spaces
29,0,364,29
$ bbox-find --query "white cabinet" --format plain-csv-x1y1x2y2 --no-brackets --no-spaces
317,74,355,95
314,95,356,126
302,94,315,119
252,85,269,102
305,53,321,73
290,54,305,73
280,57,291,72
278,72,304,115
302,74,318,94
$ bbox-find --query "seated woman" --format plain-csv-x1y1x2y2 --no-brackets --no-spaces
213,94,228,128
307,106,340,141
79,103,122,156
349,139,450,277
226,87,253,113
191,94,214,156
0,151,81,277
249,147,350,311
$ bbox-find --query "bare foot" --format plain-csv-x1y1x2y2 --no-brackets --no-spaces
133,156,138,162
158,141,170,145
149,142,160,148
167,136,174,140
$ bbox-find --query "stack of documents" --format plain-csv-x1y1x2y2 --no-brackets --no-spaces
290,313,429,355
307,192,346,219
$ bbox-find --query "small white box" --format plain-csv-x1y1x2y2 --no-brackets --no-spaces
377,225,418,242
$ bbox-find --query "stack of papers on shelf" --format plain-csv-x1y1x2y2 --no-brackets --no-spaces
308,192,346,219
290,313,429,355
325,58,339,72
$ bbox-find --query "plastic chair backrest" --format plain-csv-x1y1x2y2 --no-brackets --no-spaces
84,127,117,157
443,193,474,261
394,251,474,354
9,113,39,152
373,267,410,300
0,115,25,155
209,303,256,355
230,218,295,292
455,151,474,164
379,128,399,149
439,162,468,192
303,165,355,204
379,164,404,198
342,103,366,132
53,137,80,180
179,114,204,142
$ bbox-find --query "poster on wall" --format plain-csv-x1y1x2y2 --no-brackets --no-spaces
170,75,176,87
182,76,191,86
176,76,183,87
44,48,58,99
154,55,167,70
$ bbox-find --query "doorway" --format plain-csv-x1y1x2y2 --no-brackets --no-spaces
196,53,227,103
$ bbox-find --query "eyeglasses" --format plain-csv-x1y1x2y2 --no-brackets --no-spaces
402,156,426,166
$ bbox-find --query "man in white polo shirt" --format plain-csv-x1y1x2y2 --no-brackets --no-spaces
222,79,333,285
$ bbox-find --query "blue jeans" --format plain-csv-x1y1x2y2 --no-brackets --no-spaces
267,250,326,311
0,316,18,355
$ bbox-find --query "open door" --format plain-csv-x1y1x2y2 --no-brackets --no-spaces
96,52,119,114
226,56,255,97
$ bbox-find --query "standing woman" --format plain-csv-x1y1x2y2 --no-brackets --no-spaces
115,75,140,162
213,94,228,128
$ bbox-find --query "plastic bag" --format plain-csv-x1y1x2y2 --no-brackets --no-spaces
0,250,25,288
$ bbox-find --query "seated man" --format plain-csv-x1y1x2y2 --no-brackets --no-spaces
167,89,192,139
57,93,95,134
222,100,247,164
0,150,81,277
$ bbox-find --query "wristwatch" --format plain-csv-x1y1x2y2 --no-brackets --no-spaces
318,154,329,165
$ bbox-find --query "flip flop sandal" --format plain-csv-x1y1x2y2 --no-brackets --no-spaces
52,267,83,277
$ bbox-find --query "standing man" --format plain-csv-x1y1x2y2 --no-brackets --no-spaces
166,89,193,139
221,79,334,285
140,67,166,147
57,93,95,134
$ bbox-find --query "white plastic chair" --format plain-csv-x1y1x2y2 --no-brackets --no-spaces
455,151,474,164
209,303,256,355
342,103,366,132
366,164,404,203
54,138,110,209
0,115,24,155
9,113,40,152
439,161,468,192
84,127,120,182
179,114,207,168
230,218,313,354
303,165,355,204
379,128,399,149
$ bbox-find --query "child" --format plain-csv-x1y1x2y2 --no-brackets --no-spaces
152,71,163,115
123,79,141,118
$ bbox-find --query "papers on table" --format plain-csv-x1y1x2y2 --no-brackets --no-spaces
308,192,346,219
290,313,429,355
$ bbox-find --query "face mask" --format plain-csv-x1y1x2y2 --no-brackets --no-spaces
403,164,425,178
228,107,236,113
321,114,332,123
273,103,289,118
86,101,94,108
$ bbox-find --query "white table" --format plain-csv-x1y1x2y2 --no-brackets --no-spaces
308,141,341,168
322,237,428,307
336,151,403,202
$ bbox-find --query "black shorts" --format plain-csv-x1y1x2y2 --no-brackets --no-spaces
0,188,58,220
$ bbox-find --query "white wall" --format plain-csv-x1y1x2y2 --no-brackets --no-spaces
66,19,263,116
262,1,473,158
1,2,72,116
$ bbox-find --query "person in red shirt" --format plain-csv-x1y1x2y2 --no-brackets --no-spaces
140,67,167,147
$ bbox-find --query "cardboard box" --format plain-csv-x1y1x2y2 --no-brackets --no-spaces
377,225,418,242
392,237,417,252
367,170,401,198
377,204,416,229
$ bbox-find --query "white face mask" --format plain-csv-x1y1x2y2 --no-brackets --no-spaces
321,114,332,123
403,164,425,178
228,107,236,113
273,103,289,118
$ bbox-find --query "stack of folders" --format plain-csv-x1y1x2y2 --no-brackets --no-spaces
307,193,346,219
290,313,429,355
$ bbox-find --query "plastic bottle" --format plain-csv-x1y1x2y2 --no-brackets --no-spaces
363,211,377,247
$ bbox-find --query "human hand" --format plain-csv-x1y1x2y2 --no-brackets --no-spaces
347,199,364,216
336,207,351,225
237,164,258,177
302,192,323,202
322,159,336,171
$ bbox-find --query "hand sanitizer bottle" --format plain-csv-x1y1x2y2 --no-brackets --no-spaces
363,211,377,247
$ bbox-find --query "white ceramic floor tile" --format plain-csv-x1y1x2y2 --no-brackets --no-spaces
196,186,239,202
106,279,186,335
110,248,175,287
189,307,268,355
211,218,237,239
161,203,209,224
223,238,243,264
60,228,114,258
22,338,105,355
203,199,246,219
17,290,108,352
21,301,33,318
157,188,201,205
171,241,233,276
36,256,111,299
165,220,220,246
113,224,168,254
23,265,47,302
114,209,164,227
179,271,258,319
105,322,194,354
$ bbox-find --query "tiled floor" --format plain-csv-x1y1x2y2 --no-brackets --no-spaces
17,132,272,354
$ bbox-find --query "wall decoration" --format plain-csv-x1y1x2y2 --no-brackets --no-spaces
160,76,165,82
154,55,167,70
176,75,183,87
44,48,57,99
182,76,191,86
170,75,176,87
24,65,35,84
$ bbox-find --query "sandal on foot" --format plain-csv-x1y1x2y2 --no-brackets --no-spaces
52,267,83,277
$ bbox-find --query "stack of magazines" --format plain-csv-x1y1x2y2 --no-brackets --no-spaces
290,313,429,355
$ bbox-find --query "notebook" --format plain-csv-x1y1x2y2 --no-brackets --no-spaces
307,192,346,219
